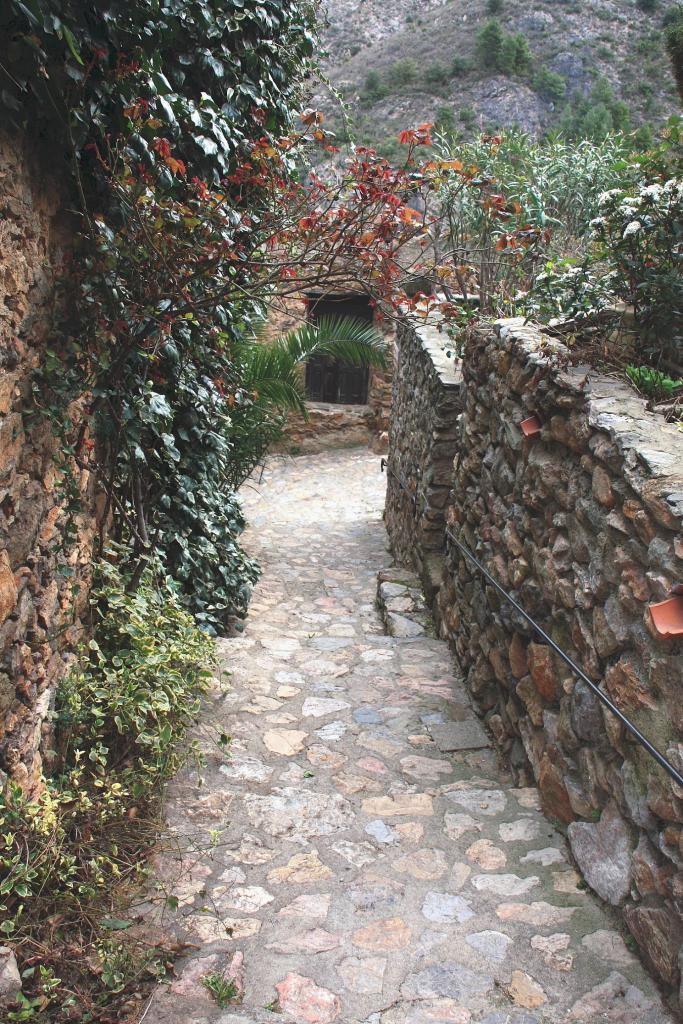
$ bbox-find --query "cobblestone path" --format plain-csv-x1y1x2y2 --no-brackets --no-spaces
145,449,673,1024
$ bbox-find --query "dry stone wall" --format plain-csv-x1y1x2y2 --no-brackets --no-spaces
386,316,683,1008
0,131,97,793
385,319,461,605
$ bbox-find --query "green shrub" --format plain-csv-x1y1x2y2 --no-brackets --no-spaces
559,77,631,139
0,557,214,1013
476,19,505,69
592,179,683,363
388,58,418,86
425,61,449,86
626,365,683,398
533,66,567,102
637,0,657,11
363,70,389,102
477,20,531,74
487,0,504,12
56,557,214,789
633,123,655,149
435,105,457,133
451,55,470,75
459,106,478,129
503,33,531,74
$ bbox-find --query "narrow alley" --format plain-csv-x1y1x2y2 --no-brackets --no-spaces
144,449,672,1024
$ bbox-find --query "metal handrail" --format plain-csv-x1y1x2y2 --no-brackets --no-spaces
380,458,417,515
381,459,683,789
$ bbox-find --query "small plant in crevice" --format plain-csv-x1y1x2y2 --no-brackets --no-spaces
626,364,683,400
201,973,239,1008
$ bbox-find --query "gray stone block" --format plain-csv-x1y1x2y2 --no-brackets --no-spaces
428,719,490,751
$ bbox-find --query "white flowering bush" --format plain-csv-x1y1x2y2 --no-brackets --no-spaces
591,178,683,364
529,176,683,366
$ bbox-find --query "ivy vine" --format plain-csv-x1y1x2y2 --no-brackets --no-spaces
1,0,319,632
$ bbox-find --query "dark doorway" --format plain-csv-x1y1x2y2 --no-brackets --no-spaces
304,293,373,405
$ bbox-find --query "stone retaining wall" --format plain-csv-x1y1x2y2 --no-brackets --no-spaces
387,315,683,1009
385,320,461,605
0,131,97,793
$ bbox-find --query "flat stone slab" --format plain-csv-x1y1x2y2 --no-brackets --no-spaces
428,719,490,751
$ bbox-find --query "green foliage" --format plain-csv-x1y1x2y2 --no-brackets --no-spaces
438,130,634,246
476,19,505,70
363,70,389,102
487,0,504,12
559,77,631,138
459,106,477,130
388,58,418,87
202,974,239,1008
626,364,683,398
435,105,457,134
0,0,316,183
226,316,387,488
527,122,683,368
451,56,470,76
501,33,531,74
666,5,683,102
533,66,567,103
425,62,450,87
637,0,657,10
476,19,531,75
1,0,318,634
0,558,213,1015
591,177,683,363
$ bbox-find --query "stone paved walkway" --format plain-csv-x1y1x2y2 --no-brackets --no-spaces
144,449,673,1024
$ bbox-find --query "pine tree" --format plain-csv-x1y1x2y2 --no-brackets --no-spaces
476,19,505,71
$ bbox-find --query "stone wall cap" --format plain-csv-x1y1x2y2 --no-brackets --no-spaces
405,319,462,389
487,317,683,514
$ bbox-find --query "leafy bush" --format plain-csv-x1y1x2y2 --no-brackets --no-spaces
476,19,505,69
476,20,532,75
559,77,631,138
451,56,470,76
527,158,683,369
435,105,458,133
626,364,683,398
0,558,214,1016
1,0,317,637
533,66,567,103
459,106,478,129
487,0,504,12
501,33,531,74
591,179,683,363
388,58,418,87
363,70,390,102
425,62,450,86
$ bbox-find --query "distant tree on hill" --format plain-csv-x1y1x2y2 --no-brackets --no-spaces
477,19,531,75
666,6,683,103
476,19,505,70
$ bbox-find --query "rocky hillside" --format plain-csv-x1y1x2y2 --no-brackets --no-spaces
316,0,681,153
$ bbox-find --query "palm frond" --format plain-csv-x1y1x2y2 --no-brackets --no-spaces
274,315,387,369
240,315,387,417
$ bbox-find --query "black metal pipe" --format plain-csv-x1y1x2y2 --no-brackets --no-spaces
381,458,417,515
447,525,683,789
380,458,683,789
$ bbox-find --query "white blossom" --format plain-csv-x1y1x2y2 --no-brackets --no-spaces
598,188,623,206
641,184,663,201
623,220,642,238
